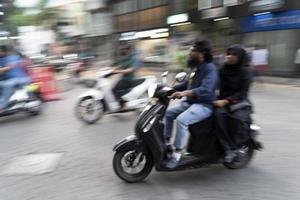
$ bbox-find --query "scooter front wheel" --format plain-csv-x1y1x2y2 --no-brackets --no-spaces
113,148,153,183
76,97,104,124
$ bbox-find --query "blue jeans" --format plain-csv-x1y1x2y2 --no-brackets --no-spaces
164,102,212,150
0,77,31,109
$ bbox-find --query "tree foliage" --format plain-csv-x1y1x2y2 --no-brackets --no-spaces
6,0,59,34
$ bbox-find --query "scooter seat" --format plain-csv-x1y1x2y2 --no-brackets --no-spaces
130,78,146,88
119,78,146,94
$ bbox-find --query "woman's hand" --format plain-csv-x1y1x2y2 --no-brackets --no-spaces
213,99,229,108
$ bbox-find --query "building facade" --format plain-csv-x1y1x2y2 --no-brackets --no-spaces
192,0,300,76
108,0,170,64
107,0,300,76
83,0,114,61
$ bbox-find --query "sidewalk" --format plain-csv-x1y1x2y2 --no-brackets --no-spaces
55,65,300,88
258,76,300,87
139,67,300,87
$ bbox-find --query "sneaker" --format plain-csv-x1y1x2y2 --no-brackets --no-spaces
165,152,182,169
165,157,181,169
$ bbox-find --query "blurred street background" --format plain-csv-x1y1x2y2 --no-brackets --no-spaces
0,0,300,199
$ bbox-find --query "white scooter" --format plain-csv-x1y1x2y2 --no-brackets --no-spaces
0,84,43,117
75,67,157,124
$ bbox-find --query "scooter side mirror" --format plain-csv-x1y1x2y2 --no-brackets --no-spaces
161,71,168,77
161,71,168,84
175,72,187,83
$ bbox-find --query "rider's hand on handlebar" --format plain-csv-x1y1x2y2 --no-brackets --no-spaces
112,68,121,74
169,91,186,99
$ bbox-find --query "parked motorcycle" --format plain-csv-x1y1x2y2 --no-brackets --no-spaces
112,72,263,183
75,67,157,124
0,83,43,117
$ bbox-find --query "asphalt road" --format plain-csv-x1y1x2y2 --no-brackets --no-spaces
0,83,299,200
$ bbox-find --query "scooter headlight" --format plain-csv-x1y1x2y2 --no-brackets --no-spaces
148,83,157,98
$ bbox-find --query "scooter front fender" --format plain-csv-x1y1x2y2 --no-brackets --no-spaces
113,135,144,152
78,89,104,101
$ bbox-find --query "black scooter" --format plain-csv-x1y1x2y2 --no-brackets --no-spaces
112,72,263,183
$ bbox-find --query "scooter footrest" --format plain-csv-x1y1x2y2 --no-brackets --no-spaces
253,141,264,151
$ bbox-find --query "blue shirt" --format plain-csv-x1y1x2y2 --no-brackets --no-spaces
2,55,28,79
174,62,219,107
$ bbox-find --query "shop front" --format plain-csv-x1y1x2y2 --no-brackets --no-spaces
190,0,300,76
119,28,170,64
240,10,300,76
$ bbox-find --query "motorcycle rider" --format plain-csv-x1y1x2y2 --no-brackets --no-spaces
0,46,31,112
112,43,142,107
213,45,253,163
164,39,219,169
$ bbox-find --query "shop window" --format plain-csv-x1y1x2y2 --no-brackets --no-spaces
115,2,126,15
134,0,168,10
198,0,212,10
112,3,119,14
212,0,223,8
130,0,138,11
153,0,168,6
113,0,136,15
138,0,153,10
120,1,130,14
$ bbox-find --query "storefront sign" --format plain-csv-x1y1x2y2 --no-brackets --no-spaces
241,10,300,32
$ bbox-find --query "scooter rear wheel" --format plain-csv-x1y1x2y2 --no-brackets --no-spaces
223,141,255,169
27,97,43,116
113,148,153,183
